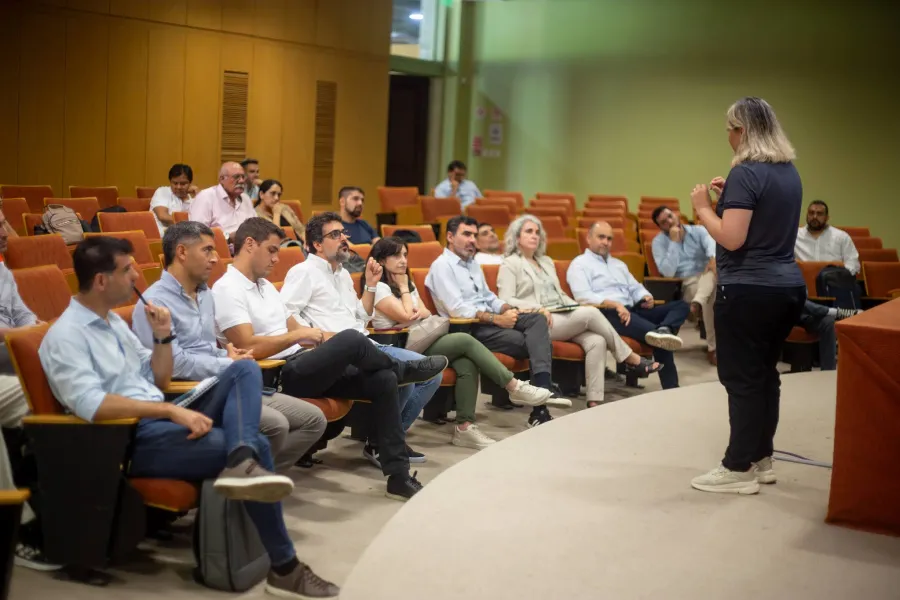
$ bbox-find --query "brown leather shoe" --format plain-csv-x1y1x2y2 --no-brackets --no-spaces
707,350,717,366
266,562,340,598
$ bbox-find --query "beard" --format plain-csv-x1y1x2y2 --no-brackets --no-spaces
347,205,363,218
807,219,825,231
335,244,351,262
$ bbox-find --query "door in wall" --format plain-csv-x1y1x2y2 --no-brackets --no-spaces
385,74,430,193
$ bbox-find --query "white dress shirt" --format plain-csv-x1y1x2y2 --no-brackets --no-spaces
211,264,301,359
794,226,860,274
280,254,371,334
149,186,192,235
474,252,503,266
425,248,506,318
567,249,651,306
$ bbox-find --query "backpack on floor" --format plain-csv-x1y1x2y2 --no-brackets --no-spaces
41,204,84,245
815,265,861,310
193,479,270,592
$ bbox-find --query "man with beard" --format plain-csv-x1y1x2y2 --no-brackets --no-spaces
794,200,860,274
474,223,503,265
189,161,257,239
339,186,379,245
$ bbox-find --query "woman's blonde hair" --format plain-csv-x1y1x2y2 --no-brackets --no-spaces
504,214,547,258
726,97,796,166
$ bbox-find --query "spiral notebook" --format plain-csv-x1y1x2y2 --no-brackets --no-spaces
173,376,219,408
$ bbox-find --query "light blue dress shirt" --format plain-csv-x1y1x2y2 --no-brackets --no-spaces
39,299,163,422
433,178,483,209
132,271,231,380
567,249,651,306
425,248,506,318
650,226,716,278
0,263,37,374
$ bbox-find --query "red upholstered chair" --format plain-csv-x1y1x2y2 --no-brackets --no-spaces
863,262,900,300
45,197,101,224
268,247,305,284
2,198,29,236
858,248,898,264
5,235,73,271
281,200,305,224
421,196,461,222
11,265,72,322
838,226,870,238
377,186,419,212
407,242,443,269
118,197,151,212
475,197,517,219
484,190,525,211
466,205,511,230
69,185,118,210
381,225,436,242
84,231,161,285
135,186,156,199
0,185,54,213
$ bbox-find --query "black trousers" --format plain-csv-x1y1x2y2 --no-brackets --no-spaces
715,284,806,472
278,330,409,477
472,312,552,377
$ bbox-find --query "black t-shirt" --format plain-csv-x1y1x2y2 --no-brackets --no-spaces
715,161,805,287
343,219,377,244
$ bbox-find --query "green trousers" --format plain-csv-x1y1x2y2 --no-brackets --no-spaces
424,332,514,424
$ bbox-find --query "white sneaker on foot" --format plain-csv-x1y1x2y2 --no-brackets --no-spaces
691,464,760,495
452,424,496,450
645,327,684,351
545,395,573,408
753,456,776,484
508,381,552,407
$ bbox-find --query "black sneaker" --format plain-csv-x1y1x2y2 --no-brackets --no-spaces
362,443,382,469
385,471,424,502
406,444,426,463
527,407,554,428
15,543,62,572
392,355,449,386
835,308,863,320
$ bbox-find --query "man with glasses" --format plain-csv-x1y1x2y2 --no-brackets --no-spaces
189,161,257,239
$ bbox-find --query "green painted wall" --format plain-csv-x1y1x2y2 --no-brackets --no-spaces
462,0,900,249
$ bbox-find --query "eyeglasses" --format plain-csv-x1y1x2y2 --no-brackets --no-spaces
323,229,350,240
228,174,247,182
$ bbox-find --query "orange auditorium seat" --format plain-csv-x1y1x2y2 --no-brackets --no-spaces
535,192,576,210
484,190,525,211
532,196,575,215
546,239,581,261
639,196,679,208
481,263,500,293
421,197,461,222
381,225,436,242
135,186,156,199
1,198,29,236
863,262,900,299
118,197,151,213
211,228,231,258
466,205,511,229
582,207,626,219
797,261,841,300
528,205,569,227
858,248,898,264
267,247,305,284
349,243,371,261
838,226,870,238
407,241,443,269
577,216,627,232
208,258,232,287
97,211,160,241
4,235,73,271
11,265,72,322
69,186,118,210
84,231,160,283
540,216,568,239
173,211,189,223
475,197,517,219
377,187,419,212
852,237,882,250
45,197,100,224
281,200,305,224
1,185,54,214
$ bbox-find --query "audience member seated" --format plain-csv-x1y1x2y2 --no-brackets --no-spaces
434,160,482,209
474,222,503,265
498,216,660,408
426,216,560,428
568,222,689,389
38,236,338,597
132,221,325,472
794,200,860,274
279,213,446,464
254,179,305,245
370,237,551,448
650,205,718,365
211,218,442,501
150,163,198,235
189,161,256,239
339,186,379,244
797,301,861,371
241,158,262,201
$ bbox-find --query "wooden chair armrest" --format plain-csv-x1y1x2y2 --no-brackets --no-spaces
164,381,199,394
644,276,683,283
888,289,900,299
368,327,411,334
449,318,479,324
257,359,286,369
22,415,139,426
0,489,31,505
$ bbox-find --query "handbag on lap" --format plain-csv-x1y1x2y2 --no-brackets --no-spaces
405,315,449,354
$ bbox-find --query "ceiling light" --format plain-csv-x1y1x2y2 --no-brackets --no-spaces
409,12,424,20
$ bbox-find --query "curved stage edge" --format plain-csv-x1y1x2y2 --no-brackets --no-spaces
341,371,900,600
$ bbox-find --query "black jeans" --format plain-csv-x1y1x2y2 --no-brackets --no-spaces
278,330,409,477
472,312,553,378
600,300,690,389
715,284,806,472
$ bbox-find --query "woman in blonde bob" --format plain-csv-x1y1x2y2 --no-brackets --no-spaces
497,215,660,407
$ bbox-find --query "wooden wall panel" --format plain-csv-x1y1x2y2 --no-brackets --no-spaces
106,20,149,192
67,0,110,14
279,47,315,212
253,0,286,42
183,30,221,186
0,3,21,185
63,14,109,193
146,25,187,186
110,0,148,19
220,0,246,34
18,11,66,194
283,0,316,45
149,0,188,25
186,0,221,30
247,42,284,179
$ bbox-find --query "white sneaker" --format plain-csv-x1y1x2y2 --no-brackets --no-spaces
14,543,62,572
645,328,684,351
545,396,573,408
753,456,776,484
508,381,552,407
452,424,496,450
691,464,760,495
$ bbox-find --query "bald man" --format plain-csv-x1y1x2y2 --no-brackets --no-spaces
567,222,690,389
189,162,257,238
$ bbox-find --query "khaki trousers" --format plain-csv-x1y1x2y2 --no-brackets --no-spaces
0,375,33,523
681,270,717,351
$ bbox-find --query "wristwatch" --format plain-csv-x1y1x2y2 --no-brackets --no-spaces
154,334,177,345
365,285,378,293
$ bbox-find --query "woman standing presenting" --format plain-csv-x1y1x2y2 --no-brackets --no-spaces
690,97,807,495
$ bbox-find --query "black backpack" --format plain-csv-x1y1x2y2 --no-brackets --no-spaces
815,265,861,310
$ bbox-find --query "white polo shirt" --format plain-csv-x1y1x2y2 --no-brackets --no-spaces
149,186,192,235
211,264,301,359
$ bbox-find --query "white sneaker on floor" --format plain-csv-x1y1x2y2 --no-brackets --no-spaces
645,327,683,351
691,464,760,495
753,456,777,484
15,543,62,572
545,396,573,408
508,381,552,406
452,424,496,450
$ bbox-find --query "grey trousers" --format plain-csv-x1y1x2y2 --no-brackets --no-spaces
260,393,327,472
471,312,552,376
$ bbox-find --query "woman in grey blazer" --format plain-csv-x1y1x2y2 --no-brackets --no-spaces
497,215,660,407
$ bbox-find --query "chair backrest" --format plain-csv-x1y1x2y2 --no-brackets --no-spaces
11,265,72,322
350,243,371,261
858,248,899,263
852,237,882,250
863,262,900,298
268,247,305,283
377,187,419,212
98,211,160,240
540,216,567,239
578,216,625,231
554,260,573,297
838,226,871,238
475,197,517,217
527,206,569,226
350,272,363,296
209,258,232,287
5,322,60,414
69,186,118,210
407,241,443,269
639,207,679,221
112,304,135,326
484,190,525,210
639,196,679,207
466,205,511,228
421,197,461,222
381,225,436,242
545,239,580,261
644,242,661,277
5,235,73,270
612,251,645,282
211,227,231,257
118,197,151,212
22,214,44,236
1,185,54,213
45,197,100,224
530,198,575,217
797,261,841,295
582,208,626,220
1,198,29,236
481,263,500,294
282,200,305,224
575,227,630,253
535,192,576,207
587,194,628,205
173,211,190,223
410,268,438,314
135,186,156,199
84,231,154,266
282,226,297,240
576,227,589,253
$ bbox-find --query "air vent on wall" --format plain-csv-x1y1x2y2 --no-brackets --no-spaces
312,81,337,206
221,70,249,164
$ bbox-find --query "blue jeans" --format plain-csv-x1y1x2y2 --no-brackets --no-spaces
377,344,442,431
129,361,295,566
